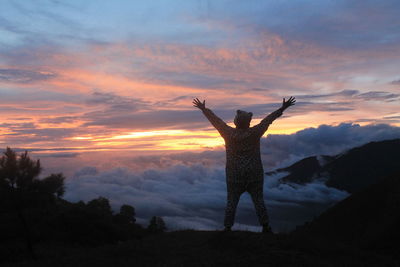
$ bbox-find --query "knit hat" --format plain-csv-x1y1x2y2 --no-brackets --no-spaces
234,110,253,129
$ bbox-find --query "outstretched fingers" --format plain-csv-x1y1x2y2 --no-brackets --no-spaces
286,96,296,105
281,96,296,110
192,98,206,109
192,98,200,106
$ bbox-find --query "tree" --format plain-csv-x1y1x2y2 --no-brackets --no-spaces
119,204,136,223
87,196,112,217
0,148,41,190
147,216,166,233
0,147,66,259
37,173,65,198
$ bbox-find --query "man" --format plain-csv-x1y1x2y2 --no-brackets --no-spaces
193,97,295,233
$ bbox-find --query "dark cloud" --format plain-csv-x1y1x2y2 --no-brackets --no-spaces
238,101,356,121
384,115,400,120
11,117,32,121
0,122,78,144
0,122,36,129
81,100,354,130
39,116,79,124
356,91,400,102
287,101,354,113
82,108,209,130
296,89,400,102
354,118,400,124
36,152,81,158
152,95,194,108
6,147,81,153
140,70,250,90
0,68,56,83
86,92,149,110
80,92,159,129
168,95,192,102
139,70,295,94
298,90,359,99
390,79,400,85
0,88,83,114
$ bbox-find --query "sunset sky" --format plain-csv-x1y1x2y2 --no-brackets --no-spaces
1,1,400,230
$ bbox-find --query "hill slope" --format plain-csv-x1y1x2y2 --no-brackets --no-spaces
271,139,400,193
3,230,397,267
296,171,400,252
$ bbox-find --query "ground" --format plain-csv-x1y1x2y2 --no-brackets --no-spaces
4,230,398,267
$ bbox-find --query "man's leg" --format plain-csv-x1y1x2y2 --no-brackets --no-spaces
247,181,271,232
224,182,243,230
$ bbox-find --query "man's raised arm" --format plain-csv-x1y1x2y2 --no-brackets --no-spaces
254,96,296,136
193,98,231,137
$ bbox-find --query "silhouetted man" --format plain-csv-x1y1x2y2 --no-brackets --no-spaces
193,97,295,233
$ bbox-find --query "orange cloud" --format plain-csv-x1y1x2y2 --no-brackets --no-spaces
1,28,400,154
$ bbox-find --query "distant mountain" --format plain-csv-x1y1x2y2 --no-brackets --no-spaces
267,155,334,184
296,171,400,250
269,139,400,193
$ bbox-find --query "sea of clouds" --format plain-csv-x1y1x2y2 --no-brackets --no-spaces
63,123,400,232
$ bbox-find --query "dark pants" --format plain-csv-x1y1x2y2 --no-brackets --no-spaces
224,180,269,228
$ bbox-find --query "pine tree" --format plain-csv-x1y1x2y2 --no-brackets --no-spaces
0,147,66,259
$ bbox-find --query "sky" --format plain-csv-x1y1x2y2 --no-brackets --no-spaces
1,0,400,231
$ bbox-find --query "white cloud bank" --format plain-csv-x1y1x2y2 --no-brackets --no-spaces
63,123,400,232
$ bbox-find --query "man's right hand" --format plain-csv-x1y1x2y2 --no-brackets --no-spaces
193,98,206,111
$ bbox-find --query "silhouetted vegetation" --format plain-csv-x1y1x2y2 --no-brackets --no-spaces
0,148,65,259
116,204,136,224
147,216,167,234
0,148,152,264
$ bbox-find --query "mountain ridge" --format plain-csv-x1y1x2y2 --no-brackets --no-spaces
295,171,400,253
269,139,400,193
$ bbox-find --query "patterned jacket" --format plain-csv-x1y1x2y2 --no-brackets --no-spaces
202,108,283,183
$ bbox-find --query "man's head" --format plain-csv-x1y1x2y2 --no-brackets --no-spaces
234,110,252,129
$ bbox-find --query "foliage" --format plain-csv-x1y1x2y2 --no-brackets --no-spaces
114,204,136,225
87,196,113,217
148,216,167,233
39,198,144,245
0,148,65,208
119,204,136,223
0,148,66,259
0,147,166,264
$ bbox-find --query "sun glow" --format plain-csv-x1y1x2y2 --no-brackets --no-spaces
96,130,189,140
65,130,225,151
63,124,303,152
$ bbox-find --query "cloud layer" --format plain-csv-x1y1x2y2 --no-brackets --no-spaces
60,123,400,231
64,164,348,232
